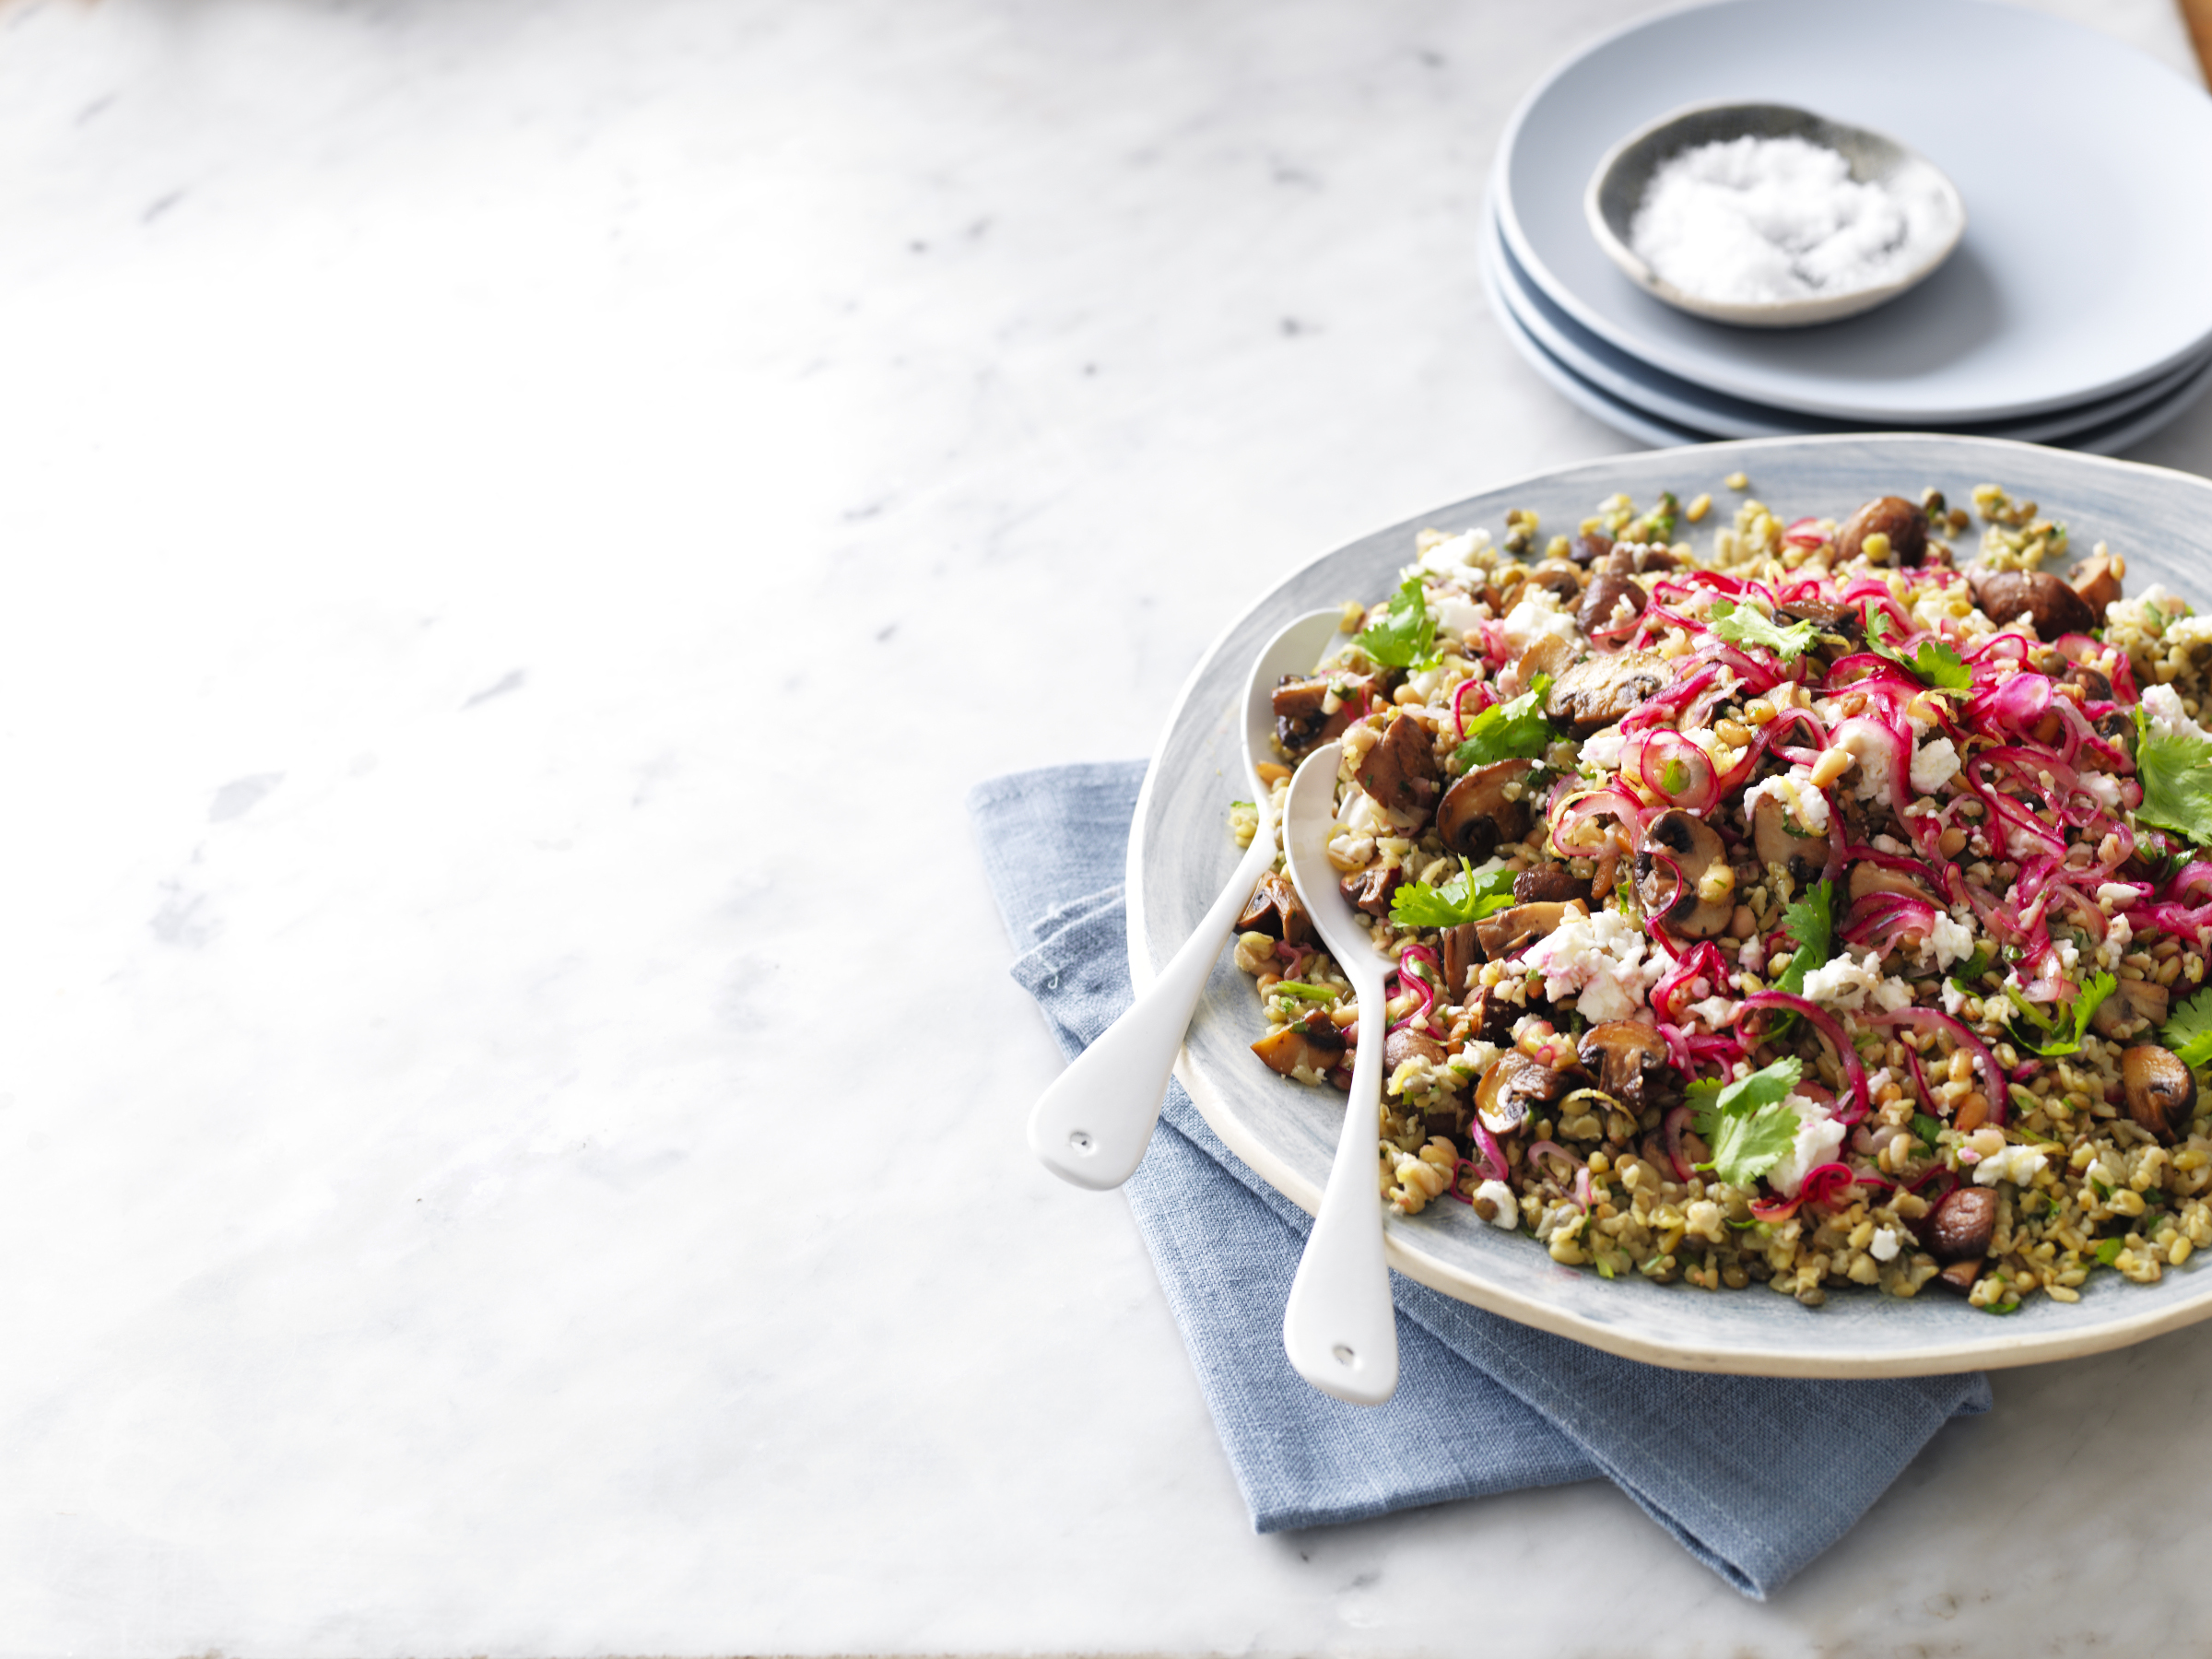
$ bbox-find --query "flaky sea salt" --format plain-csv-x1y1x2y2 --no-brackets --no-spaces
1627,135,1954,306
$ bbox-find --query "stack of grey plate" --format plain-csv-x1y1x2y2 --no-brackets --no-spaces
1488,0,2212,453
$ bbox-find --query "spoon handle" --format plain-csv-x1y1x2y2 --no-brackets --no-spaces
1026,826,1277,1191
1281,998,1399,1406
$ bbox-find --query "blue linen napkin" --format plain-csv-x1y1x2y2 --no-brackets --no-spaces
970,760,1992,1600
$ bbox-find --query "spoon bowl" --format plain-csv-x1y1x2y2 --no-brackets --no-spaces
1584,101,1966,329
1277,740,1399,1406
1026,607,1346,1190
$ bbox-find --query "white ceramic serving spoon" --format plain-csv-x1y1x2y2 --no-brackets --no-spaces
1277,739,1400,1406
1026,608,1347,1191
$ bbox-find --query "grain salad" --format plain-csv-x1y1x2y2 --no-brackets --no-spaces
1231,482,2212,1312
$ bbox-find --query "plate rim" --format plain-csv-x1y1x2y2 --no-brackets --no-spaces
1491,0,2212,424
1126,432,2212,1376
1485,202,2212,447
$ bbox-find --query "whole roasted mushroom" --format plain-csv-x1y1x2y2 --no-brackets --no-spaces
1475,1053,1565,1134
1577,1020,1669,1109
1635,809,1734,939
1577,573,1647,636
1970,568,2097,641
2122,1044,2198,1143
1436,758,1535,861
1547,650,1670,735
1926,1185,1997,1264
1512,863,1588,904
1749,790,1831,882
1833,496,1929,566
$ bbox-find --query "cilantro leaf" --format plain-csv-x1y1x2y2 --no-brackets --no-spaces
2134,709,2212,845
2095,1237,2125,1267
1453,673,1556,769
1354,575,1438,669
1912,1112,1946,1147
2014,971,2116,1058
2162,986,2212,1070
1388,859,1517,928
1688,1057,1806,1188
1865,609,1971,690
1775,880,1835,999
1947,945,1994,996
1708,598,1818,662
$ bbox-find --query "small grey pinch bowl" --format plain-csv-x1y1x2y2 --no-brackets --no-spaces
1584,101,1967,329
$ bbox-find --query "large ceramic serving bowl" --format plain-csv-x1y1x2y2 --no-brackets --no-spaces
1127,434,2212,1377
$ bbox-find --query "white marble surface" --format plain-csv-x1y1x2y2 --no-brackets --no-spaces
0,1,2208,1653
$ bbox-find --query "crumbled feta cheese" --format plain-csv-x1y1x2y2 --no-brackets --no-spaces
1343,790,1391,837
2056,936,2080,971
1743,770,1830,836
2097,882,2142,911
1870,1226,1902,1263
1686,994,1739,1027
1518,906,1666,1023
1472,1179,1521,1230
1940,978,1968,1017
2084,771,2121,809
1418,526,1492,575
1766,1097,1847,1197
2170,614,2212,652
1581,725,1626,770
1910,735,1961,795
1499,592,1579,653
1797,949,1914,1011
1913,911,1976,972
2096,910,2133,971
1433,594,1485,637
1834,722,1896,803
2141,683,2212,741
1972,1143,2050,1188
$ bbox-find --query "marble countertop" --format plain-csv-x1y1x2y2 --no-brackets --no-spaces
2,0,2208,1653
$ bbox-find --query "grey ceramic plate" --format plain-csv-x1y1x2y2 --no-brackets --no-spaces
1486,204,2212,449
1495,0,2212,423
1486,237,2212,461
1128,435,2212,1376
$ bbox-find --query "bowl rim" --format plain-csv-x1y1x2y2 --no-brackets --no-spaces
1126,432,2212,1376
1580,99,1968,330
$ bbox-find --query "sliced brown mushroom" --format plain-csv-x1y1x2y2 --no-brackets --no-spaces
1512,863,1588,904
1475,1053,1566,1134
1567,532,1613,568
1235,869,1313,945
2063,661,2114,701
1339,863,1405,919
1772,596,1861,641
1833,496,1930,566
1601,541,1678,576
1252,1020,1347,1077
1523,561,1582,604
1462,983,1519,1044
2068,552,2124,624
1926,1185,1997,1263
1635,809,1733,939
1436,758,1535,861
1848,864,1936,903
1353,712,1442,821
2091,978,2169,1040
1547,649,1670,735
1441,924,1480,1000
2122,1044,2198,1143
1512,630,1576,692
1936,1258,1984,1295
1383,1027,1447,1071
1749,790,1832,882
1577,1020,1669,1109
1272,671,1380,756
1473,899,1585,961
1577,573,1647,635
1970,568,2097,641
